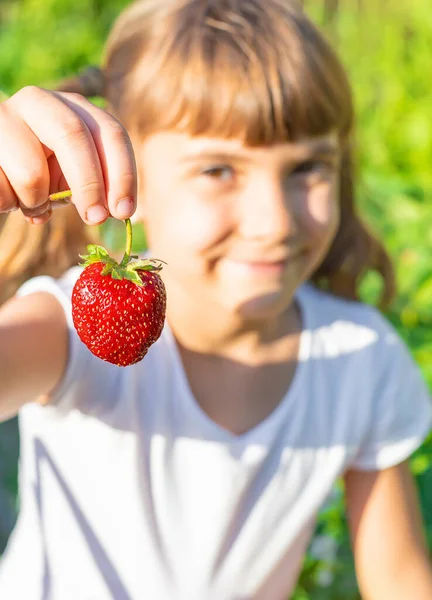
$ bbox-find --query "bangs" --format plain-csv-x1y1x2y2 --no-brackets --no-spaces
108,0,353,145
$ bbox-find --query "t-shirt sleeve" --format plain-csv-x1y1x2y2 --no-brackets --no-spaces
351,320,432,471
16,269,121,415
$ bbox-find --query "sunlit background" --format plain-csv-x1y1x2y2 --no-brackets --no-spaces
0,1,431,597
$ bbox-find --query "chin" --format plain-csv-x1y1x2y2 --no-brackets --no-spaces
229,289,295,322
216,257,306,321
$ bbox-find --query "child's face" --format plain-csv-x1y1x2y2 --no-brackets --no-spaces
135,132,340,320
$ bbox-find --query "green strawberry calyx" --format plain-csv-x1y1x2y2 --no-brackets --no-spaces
79,219,165,287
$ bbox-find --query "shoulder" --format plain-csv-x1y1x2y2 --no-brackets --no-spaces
298,283,399,363
299,283,389,331
296,285,431,471
17,266,83,318
15,267,114,414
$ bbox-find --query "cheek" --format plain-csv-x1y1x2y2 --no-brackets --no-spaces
146,192,232,256
298,181,339,242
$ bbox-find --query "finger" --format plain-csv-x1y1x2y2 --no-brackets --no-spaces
24,202,53,225
0,102,50,213
0,166,19,214
47,156,72,209
56,92,137,220
9,87,108,225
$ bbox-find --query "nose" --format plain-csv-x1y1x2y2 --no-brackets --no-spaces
237,176,295,242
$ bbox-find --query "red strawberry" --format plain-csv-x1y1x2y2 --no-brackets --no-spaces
71,219,166,367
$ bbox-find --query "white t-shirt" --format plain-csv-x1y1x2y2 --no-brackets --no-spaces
0,267,431,600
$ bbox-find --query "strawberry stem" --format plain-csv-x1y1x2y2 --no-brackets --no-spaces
120,218,133,267
48,189,73,202
50,190,134,268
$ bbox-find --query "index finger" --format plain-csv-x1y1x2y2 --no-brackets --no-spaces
10,87,136,224
56,92,137,221
10,87,106,224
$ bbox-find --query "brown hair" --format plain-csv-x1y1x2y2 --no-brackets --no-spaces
0,208,95,305
1,0,395,307
103,0,395,306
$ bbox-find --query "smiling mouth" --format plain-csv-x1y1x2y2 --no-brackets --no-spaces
227,250,305,266
223,254,304,276
236,259,287,268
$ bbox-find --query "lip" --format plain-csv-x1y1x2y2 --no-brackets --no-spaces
223,257,295,276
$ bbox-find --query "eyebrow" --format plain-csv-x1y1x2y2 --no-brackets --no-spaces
306,140,340,158
179,151,251,165
179,140,340,165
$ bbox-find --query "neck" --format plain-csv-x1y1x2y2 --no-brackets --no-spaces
165,281,302,363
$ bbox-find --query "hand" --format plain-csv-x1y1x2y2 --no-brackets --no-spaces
0,86,137,225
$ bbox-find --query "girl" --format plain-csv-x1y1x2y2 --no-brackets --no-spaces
0,1,431,598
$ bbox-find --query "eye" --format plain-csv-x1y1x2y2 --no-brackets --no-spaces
292,160,322,175
200,165,235,182
291,160,327,176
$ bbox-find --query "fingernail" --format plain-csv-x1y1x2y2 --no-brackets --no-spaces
27,209,52,225
24,200,51,218
86,205,108,224
115,197,134,218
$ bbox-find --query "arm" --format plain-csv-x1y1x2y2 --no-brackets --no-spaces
0,86,139,419
0,292,68,421
345,462,432,600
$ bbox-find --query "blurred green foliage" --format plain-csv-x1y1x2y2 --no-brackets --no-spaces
297,2,432,598
0,0,431,598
